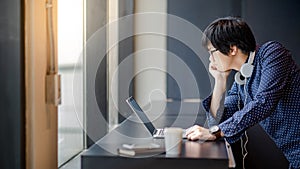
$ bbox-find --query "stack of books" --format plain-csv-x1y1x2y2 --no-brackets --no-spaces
117,143,165,156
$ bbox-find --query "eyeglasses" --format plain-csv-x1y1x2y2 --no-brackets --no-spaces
209,48,218,56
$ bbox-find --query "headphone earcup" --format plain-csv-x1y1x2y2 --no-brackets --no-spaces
240,63,254,78
235,72,246,85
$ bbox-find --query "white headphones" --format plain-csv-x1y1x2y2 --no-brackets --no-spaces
234,51,255,85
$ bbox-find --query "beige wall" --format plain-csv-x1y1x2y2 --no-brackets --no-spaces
134,0,167,106
25,0,58,168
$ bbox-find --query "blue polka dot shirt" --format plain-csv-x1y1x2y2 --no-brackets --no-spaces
202,41,300,168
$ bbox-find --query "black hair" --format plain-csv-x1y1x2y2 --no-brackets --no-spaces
202,16,256,55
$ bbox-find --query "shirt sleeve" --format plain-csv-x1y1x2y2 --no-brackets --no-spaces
219,42,291,143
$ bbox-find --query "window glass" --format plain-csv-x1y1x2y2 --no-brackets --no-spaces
57,0,84,166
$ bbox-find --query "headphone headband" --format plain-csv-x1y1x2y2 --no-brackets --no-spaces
248,51,255,65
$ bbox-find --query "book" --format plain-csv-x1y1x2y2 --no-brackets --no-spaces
117,143,165,156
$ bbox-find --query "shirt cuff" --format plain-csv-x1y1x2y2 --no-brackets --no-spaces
219,122,245,143
223,132,245,144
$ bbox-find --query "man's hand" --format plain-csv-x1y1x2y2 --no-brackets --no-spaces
209,62,231,81
185,125,216,141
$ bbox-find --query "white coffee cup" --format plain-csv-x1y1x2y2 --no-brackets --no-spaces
164,127,183,155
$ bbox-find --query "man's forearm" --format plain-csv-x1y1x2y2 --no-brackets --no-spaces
210,80,227,117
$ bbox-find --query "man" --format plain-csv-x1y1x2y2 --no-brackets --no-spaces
186,16,300,169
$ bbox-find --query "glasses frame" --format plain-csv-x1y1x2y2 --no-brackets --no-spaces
209,48,218,56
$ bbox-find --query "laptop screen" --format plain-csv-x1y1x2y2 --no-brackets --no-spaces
126,96,156,134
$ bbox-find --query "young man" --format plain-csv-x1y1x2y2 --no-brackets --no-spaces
185,17,300,169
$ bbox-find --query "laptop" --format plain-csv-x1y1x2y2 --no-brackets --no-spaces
126,96,186,139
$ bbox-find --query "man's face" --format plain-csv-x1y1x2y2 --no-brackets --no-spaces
207,44,233,72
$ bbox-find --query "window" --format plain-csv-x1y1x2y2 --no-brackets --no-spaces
57,0,85,166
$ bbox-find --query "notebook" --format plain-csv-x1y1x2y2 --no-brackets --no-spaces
126,96,186,139
117,143,164,156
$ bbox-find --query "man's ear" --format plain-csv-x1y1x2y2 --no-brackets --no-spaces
229,46,238,56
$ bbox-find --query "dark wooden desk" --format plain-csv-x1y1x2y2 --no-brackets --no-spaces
81,101,229,169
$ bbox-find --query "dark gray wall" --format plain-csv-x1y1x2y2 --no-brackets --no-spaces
243,0,300,64
167,0,241,99
0,0,24,169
